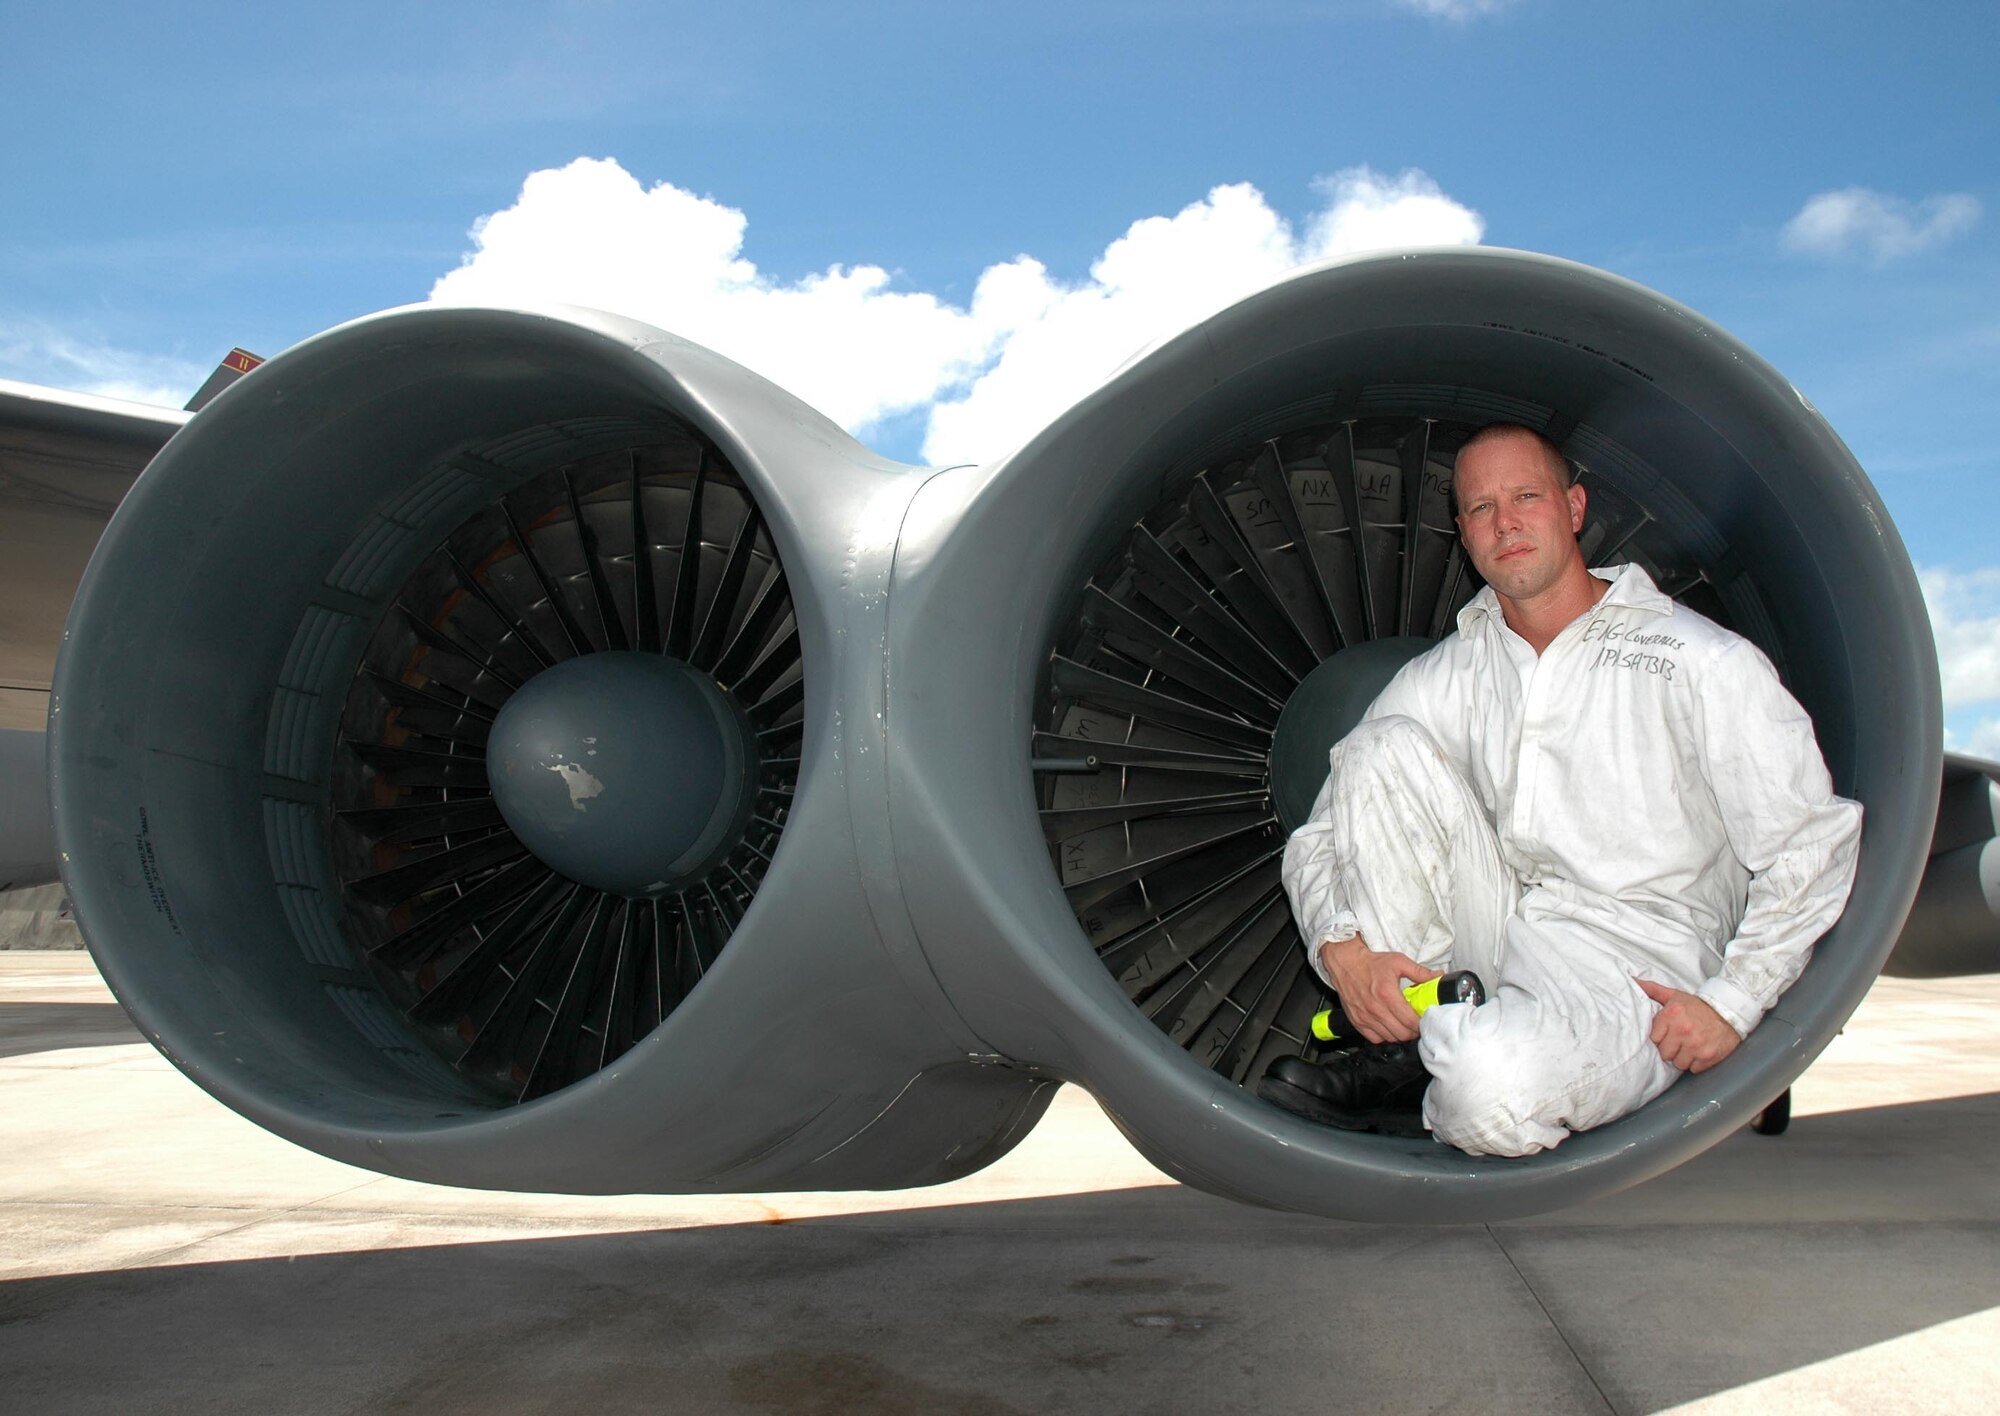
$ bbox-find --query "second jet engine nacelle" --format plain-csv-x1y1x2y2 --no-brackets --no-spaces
886,248,1941,1218
52,249,1941,1220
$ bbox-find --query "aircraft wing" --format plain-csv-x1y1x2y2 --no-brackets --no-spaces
0,379,187,888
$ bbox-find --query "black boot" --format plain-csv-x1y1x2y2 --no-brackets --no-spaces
1257,1043,1431,1137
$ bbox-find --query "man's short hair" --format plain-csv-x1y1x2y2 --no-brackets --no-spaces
1450,424,1575,516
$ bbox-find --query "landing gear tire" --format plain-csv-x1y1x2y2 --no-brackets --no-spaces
1751,1087,1792,1136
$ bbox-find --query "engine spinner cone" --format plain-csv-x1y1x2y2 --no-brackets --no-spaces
1268,636,1434,833
488,650,757,897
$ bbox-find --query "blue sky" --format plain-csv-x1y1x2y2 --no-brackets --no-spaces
4,0,1996,745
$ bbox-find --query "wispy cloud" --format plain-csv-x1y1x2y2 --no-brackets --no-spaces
429,158,1484,464
1389,0,1522,20
0,319,201,407
1781,187,1981,265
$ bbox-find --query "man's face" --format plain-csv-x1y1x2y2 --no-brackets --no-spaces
1452,433,1587,604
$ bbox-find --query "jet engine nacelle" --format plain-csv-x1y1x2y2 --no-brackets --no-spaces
52,249,1942,1220
51,307,1055,1194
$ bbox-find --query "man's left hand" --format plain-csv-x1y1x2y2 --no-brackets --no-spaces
1636,979,1742,1074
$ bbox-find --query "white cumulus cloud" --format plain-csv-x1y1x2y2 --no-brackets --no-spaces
1921,565,2000,712
429,158,1484,465
430,158,992,437
1920,565,2000,765
1781,187,1981,265
922,169,1482,465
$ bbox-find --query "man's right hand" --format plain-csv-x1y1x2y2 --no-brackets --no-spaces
1316,935,1442,1044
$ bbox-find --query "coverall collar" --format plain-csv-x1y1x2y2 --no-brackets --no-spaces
1455,562,1675,639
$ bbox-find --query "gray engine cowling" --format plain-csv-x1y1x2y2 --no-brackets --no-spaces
52,249,1942,1220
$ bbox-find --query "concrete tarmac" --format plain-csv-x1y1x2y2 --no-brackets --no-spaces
2,953,1996,1416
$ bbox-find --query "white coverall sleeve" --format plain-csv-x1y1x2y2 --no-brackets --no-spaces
1279,660,1449,988
1691,639,1864,1037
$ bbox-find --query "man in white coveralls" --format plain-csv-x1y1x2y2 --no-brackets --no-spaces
1262,424,1863,1156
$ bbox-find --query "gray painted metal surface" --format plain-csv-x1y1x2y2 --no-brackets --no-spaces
1267,637,1431,833
0,729,55,890
1886,754,2000,977
0,379,184,885
485,651,755,896
881,249,1940,1219
44,249,1968,1221
51,305,1049,1195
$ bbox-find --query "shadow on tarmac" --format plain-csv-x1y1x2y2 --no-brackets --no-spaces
0,1001,138,1059
1,1090,1997,1415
